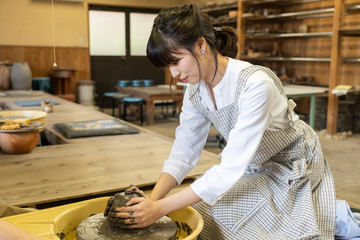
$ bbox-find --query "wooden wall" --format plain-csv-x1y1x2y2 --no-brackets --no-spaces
0,46,90,94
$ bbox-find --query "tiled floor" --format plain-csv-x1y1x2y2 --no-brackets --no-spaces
108,107,360,209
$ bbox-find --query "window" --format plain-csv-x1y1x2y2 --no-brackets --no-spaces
130,12,157,56
89,10,126,56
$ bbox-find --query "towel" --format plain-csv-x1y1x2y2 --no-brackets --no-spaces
15,100,59,107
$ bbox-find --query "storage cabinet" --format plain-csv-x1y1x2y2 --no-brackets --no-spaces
200,0,360,135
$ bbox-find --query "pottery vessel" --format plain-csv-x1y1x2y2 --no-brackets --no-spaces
0,64,11,90
0,131,39,154
11,62,32,90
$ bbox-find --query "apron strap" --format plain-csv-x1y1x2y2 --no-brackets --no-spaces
235,65,297,124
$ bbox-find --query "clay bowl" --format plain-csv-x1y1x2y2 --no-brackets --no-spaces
0,122,44,154
0,130,40,154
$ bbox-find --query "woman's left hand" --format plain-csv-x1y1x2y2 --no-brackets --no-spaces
116,197,162,228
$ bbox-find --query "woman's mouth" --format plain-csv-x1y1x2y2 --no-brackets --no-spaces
181,77,188,82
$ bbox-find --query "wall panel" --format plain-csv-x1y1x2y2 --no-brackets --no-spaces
0,46,90,94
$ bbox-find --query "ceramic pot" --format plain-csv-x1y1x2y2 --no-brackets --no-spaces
11,62,32,90
0,131,39,154
0,64,11,90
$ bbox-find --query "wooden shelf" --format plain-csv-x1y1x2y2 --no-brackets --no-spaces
241,56,331,62
340,28,360,36
242,0,326,7
201,0,360,135
243,4,360,21
201,2,237,13
212,17,237,26
344,58,360,63
244,8,334,21
245,32,332,39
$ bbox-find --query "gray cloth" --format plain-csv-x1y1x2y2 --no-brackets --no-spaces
189,65,336,239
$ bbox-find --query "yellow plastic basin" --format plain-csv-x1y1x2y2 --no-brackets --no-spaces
3,197,203,240
0,110,47,124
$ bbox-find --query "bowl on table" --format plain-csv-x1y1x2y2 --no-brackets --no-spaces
0,121,45,154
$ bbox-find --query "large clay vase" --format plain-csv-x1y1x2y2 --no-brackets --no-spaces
11,62,32,90
0,64,11,90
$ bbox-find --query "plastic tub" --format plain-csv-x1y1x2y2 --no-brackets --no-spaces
0,110,47,124
3,197,203,240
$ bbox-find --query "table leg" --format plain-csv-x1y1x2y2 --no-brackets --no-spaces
309,95,316,129
146,100,154,125
58,79,62,95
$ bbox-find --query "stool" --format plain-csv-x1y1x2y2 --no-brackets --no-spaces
117,80,131,87
131,80,144,87
102,92,130,116
121,97,144,125
32,77,51,93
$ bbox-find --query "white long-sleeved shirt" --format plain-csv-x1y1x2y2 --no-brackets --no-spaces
162,58,297,205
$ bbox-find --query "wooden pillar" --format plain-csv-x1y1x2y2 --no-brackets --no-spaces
327,0,344,135
236,0,245,59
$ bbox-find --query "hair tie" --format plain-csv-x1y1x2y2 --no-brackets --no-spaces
214,27,222,32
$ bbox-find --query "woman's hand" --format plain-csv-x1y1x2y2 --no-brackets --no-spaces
127,184,146,197
116,197,163,228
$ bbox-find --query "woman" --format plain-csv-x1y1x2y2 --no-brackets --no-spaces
116,4,336,239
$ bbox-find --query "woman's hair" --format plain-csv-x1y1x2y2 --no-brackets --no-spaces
146,4,238,69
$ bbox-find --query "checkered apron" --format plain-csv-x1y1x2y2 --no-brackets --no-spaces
188,65,336,240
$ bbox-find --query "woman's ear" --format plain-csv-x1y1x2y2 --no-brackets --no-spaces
196,37,207,56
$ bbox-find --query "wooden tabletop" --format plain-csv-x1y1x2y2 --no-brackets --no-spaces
0,91,219,207
116,85,183,99
283,84,328,96
116,86,184,125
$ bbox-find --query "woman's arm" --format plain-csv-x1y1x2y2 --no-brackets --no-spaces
117,186,201,228
149,173,177,201
0,219,41,240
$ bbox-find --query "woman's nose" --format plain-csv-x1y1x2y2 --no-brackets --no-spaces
169,66,180,78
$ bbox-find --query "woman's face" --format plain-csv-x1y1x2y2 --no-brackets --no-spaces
168,48,202,84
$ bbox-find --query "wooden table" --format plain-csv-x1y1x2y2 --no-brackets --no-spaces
0,91,219,207
116,86,183,125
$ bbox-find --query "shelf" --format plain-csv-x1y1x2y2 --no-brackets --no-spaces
344,58,360,63
340,28,360,37
241,56,359,64
200,2,237,13
240,56,331,62
245,32,332,39
243,4,360,21
212,17,237,26
241,0,326,7
244,8,334,21
346,4,360,12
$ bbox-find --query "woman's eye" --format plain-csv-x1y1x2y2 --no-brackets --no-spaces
171,60,179,65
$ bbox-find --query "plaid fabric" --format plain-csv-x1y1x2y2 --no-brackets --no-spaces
189,65,336,239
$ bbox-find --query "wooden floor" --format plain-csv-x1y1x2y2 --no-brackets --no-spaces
105,107,360,209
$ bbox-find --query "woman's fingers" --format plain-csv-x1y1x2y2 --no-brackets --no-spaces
127,185,146,197
126,197,145,206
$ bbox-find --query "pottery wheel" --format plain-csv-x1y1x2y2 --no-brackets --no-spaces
76,213,178,240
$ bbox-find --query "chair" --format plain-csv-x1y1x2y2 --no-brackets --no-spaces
102,92,130,116
121,97,145,125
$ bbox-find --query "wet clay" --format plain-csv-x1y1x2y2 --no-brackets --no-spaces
76,213,177,240
76,189,177,240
